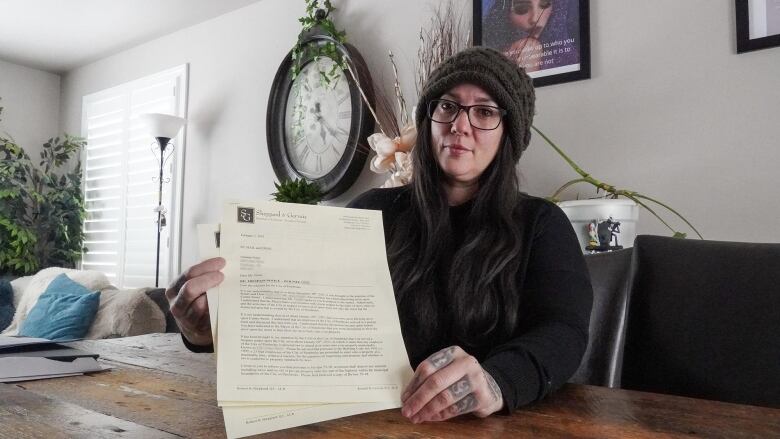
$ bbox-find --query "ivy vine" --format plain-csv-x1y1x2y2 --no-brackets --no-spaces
291,0,348,85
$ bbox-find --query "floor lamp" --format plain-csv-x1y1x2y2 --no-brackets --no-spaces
139,113,185,288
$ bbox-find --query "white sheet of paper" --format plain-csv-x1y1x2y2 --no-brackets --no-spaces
0,357,103,382
216,201,413,404
200,208,410,438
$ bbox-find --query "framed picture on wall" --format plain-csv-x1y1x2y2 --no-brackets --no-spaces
473,0,591,87
736,0,780,53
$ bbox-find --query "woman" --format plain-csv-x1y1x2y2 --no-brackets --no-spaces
166,47,592,423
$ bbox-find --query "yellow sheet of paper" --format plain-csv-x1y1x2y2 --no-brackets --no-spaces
222,401,396,438
216,201,413,404
201,222,397,438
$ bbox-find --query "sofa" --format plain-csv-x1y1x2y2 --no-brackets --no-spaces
1,267,172,339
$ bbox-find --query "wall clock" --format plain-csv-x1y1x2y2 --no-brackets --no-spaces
266,30,374,200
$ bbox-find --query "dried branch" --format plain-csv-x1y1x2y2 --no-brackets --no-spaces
373,86,401,139
415,1,472,99
389,51,409,128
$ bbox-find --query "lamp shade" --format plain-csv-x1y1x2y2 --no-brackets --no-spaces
139,113,186,139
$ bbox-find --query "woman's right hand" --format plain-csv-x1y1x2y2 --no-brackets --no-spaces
165,257,226,346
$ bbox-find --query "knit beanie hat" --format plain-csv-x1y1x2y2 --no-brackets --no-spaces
416,47,535,161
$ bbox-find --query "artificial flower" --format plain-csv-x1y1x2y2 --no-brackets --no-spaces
367,124,417,180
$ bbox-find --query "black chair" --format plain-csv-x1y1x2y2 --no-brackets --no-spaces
621,235,780,407
569,248,632,388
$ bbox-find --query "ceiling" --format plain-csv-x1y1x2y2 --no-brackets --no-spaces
0,0,264,73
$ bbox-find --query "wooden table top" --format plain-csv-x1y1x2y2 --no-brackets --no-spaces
1,333,778,438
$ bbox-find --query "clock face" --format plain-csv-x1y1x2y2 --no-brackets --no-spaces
267,34,374,200
284,57,353,179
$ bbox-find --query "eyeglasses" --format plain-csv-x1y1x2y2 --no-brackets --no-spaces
427,99,507,131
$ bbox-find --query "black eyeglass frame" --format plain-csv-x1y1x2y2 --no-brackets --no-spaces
427,98,507,131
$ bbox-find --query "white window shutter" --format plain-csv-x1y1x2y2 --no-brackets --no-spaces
81,66,188,289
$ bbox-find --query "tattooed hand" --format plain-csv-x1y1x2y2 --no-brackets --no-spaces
400,346,504,423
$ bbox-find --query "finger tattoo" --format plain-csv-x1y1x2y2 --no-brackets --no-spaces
452,393,478,415
448,377,471,399
428,347,456,369
483,370,501,402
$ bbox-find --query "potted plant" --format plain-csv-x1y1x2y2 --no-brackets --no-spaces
271,178,324,205
0,98,87,276
534,127,702,250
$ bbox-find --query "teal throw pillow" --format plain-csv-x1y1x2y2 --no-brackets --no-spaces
19,273,101,341
0,279,14,331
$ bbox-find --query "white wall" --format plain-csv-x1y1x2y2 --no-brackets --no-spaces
60,0,780,273
0,58,61,161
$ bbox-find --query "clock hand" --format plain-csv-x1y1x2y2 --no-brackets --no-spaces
319,122,328,144
321,118,347,140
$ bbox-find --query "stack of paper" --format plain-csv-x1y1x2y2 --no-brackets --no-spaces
198,201,414,438
0,336,105,382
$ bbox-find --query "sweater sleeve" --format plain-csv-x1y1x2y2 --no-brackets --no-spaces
345,188,384,210
181,333,214,353
481,202,593,412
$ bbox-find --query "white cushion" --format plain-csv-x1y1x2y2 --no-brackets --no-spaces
9,275,34,307
86,287,166,339
1,267,111,336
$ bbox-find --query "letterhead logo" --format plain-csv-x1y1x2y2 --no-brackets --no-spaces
237,207,255,224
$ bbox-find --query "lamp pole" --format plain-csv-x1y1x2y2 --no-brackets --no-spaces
140,113,185,289
154,136,171,288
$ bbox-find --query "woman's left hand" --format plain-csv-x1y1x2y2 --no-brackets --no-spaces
400,346,504,423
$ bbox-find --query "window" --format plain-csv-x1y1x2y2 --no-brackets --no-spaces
81,65,188,288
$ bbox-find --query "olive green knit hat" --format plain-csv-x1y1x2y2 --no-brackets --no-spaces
416,47,535,161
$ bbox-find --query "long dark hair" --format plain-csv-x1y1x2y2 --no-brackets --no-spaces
386,118,525,348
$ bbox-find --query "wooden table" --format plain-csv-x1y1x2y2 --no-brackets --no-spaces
1,333,778,438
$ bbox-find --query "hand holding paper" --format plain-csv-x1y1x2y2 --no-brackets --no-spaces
165,256,224,347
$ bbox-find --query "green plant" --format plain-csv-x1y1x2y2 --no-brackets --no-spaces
0,100,87,275
291,0,347,84
535,127,702,239
272,178,324,205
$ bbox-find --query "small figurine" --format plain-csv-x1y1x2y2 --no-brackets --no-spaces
585,216,623,252
587,222,599,248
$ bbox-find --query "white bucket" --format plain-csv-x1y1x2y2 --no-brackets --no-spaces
558,199,639,253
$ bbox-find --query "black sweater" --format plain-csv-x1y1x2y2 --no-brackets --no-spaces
346,186,593,411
